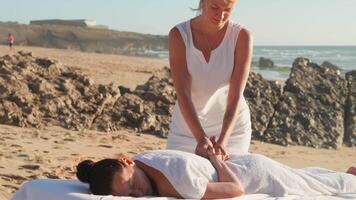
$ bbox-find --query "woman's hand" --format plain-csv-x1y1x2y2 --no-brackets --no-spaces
210,137,230,161
207,145,223,162
195,136,214,158
214,143,230,161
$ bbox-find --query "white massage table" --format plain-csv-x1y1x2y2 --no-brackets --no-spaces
11,179,356,200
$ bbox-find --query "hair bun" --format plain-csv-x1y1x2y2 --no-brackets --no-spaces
76,160,95,183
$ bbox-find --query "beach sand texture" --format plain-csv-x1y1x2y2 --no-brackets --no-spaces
0,45,355,200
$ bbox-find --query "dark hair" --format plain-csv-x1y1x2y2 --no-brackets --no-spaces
76,159,122,195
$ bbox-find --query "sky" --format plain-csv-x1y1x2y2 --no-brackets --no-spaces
1,0,356,46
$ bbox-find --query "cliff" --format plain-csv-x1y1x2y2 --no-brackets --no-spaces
0,22,168,55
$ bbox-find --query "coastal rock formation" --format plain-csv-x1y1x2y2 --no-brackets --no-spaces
244,72,282,140
264,58,348,149
258,57,274,68
345,71,356,147
0,52,120,130
93,67,175,137
0,52,354,149
321,61,341,71
95,69,285,139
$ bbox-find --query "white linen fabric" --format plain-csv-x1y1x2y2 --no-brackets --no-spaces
10,179,171,200
227,154,356,196
133,150,218,199
10,179,356,200
134,150,356,198
167,19,252,155
12,150,356,200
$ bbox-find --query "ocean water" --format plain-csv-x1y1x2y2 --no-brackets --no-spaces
252,46,356,80
140,46,356,80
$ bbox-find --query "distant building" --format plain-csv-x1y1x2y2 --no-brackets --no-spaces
30,19,108,29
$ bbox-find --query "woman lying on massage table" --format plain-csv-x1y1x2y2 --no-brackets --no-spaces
76,147,356,199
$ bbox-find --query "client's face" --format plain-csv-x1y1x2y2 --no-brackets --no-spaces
111,158,153,197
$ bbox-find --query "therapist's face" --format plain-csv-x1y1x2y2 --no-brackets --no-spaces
202,0,237,26
111,158,153,197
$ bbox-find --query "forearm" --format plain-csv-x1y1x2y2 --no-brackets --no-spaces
211,158,241,184
168,27,207,143
218,28,253,146
177,93,206,142
218,95,242,145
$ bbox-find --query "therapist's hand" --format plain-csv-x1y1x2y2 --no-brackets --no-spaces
214,143,230,161
210,136,230,161
195,136,214,159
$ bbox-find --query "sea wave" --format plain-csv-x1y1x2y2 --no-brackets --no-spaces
136,46,355,80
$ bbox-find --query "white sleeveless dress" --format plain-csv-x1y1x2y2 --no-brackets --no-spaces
166,19,252,154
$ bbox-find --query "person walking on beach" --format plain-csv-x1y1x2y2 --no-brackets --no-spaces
166,0,253,159
7,33,14,50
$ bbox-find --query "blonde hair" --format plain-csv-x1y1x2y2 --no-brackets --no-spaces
197,0,204,11
190,0,204,15
193,0,235,13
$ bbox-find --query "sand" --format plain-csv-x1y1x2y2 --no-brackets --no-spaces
0,45,168,90
0,45,355,200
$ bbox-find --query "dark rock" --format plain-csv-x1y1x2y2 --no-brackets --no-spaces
0,52,120,130
1,52,352,149
93,67,175,138
35,58,56,68
18,51,33,57
321,61,341,73
344,71,356,147
264,58,347,149
118,85,131,95
258,57,274,68
244,72,282,140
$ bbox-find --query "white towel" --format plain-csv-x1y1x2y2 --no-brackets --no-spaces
135,150,356,197
11,150,356,200
133,150,218,199
226,154,356,196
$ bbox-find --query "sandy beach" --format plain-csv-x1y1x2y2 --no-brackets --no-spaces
0,45,355,200
0,45,168,90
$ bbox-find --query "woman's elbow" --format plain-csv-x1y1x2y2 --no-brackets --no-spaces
225,183,245,198
234,190,245,197
232,184,245,197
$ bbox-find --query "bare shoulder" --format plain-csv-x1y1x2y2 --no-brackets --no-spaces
237,27,253,47
169,26,180,39
168,25,188,76
135,160,182,198
168,26,185,48
135,160,160,180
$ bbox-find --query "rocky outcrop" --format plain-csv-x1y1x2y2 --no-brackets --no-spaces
0,52,354,148
0,51,120,130
321,61,341,71
92,67,175,137
244,72,282,140
258,57,274,68
264,58,348,149
344,71,356,147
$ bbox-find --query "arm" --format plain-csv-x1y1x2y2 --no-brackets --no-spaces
135,161,182,198
202,147,245,199
168,27,213,157
217,28,253,149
